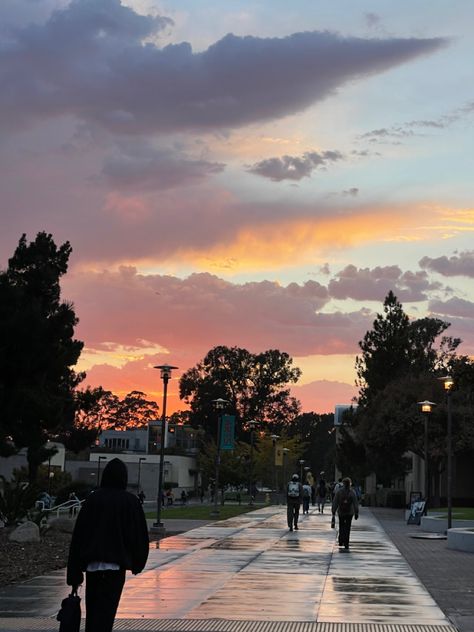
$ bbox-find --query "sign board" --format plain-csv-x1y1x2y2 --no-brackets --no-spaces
407,500,426,525
220,415,235,450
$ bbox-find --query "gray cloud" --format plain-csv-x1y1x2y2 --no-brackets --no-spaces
0,0,447,134
247,150,343,182
420,251,474,278
101,142,225,190
328,264,441,302
429,297,474,319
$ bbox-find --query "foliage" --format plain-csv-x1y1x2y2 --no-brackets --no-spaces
0,476,39,526
74,387,159,432
179,345,301,440
0,232,84,481
348,292,470,484
355,291,455,406
12,465,72,496
287,413,336,478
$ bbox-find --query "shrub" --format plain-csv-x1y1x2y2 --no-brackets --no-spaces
0,476,39,526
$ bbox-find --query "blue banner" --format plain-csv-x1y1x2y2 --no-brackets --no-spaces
220,415,235,450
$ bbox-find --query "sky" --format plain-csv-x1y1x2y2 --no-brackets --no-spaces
1,0,473,415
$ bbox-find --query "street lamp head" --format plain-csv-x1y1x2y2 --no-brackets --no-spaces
299,459,305,465
154,364,178,380
418,400,437,414
212,398,229,410
438,375,454,392
247,419,257,430
270,434,279,441
282,447,290,453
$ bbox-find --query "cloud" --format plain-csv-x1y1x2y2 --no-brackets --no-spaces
428,297,474,319
419,251,474,278
101,142,225,191
342,187,359,197
0,0,447,134
328,264,441,302
246,150,343,182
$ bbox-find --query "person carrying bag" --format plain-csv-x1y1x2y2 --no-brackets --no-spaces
331,476,359,550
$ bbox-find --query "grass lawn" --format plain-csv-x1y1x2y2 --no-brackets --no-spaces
431,507,474,520
145,504,262,521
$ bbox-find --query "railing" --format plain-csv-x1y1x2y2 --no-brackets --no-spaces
35,498,83,518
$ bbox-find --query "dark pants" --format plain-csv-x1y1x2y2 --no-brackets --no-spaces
287,501,300,528
302,497,310,513
85,570,126,632
338,514,353,547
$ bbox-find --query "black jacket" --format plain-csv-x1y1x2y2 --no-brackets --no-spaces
67,458,149,586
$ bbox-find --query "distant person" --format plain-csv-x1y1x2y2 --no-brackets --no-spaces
316,472,327,514
302,482,312,514
137,490,145,505
286,474,303,531
332,476,359,550
333,477,344,499
67,458,149,632
180,490,187,505
199,487,205,503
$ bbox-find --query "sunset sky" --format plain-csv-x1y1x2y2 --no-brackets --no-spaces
1,0,473,415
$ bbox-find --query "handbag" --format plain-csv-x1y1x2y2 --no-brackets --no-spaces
57,588,81,632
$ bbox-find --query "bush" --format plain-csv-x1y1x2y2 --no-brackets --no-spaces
0,476,40,526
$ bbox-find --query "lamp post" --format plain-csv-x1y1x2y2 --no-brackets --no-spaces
299,459,305,482
153,364,178,531
211,398,229,518
97,456,107,483
137,457,147,493
248,420,257,506
439,376,454,530
271,434,279,504
418,400,436,515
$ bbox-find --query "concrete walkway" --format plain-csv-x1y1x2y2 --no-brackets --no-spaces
0,506,458,631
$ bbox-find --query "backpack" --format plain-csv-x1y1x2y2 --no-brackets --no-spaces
303,485,311,498
339,490,352,513
287,481,300,498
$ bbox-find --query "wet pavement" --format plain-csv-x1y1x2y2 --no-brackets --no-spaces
0,506,458,631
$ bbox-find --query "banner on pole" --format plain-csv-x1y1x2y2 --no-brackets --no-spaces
220,415,235,450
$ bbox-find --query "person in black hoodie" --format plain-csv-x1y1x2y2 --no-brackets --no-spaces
67,458,149,632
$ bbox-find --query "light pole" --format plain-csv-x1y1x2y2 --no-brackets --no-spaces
299,459,305,482
137,457,147,493
248,420,257,506
418,400,436,515
97,456,107,483
153,364,178,531
271,434,279,504
211,398,229,518
439,376,454,530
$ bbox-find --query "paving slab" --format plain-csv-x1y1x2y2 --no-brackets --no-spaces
0,506,458,632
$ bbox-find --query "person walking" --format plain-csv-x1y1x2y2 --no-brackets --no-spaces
67,458,149,632
286,473,303,531
316,472,327,514
302,481,312,514
331,476,359,550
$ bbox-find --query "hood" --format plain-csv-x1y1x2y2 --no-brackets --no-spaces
100,458,128,490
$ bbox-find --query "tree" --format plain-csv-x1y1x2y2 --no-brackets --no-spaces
347,292,464,485
0,233,84,481
355,291,452,406
288,412,336,477
179,345,301,440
